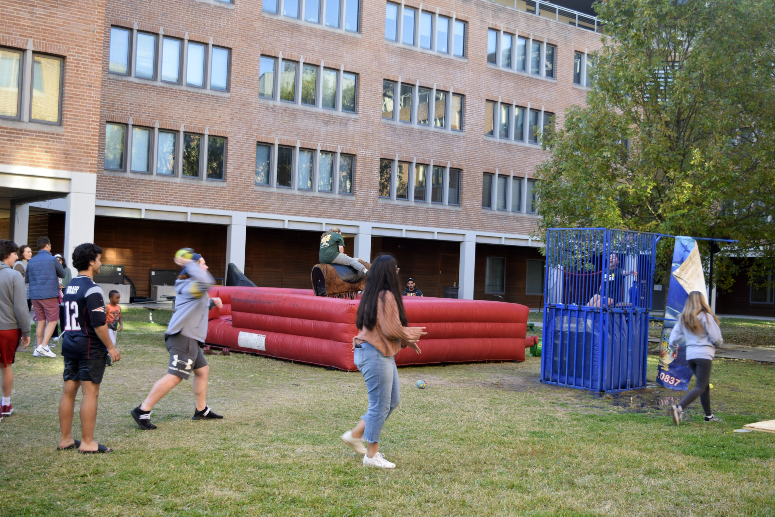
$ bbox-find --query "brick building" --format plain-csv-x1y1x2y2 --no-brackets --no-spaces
21,0,748,311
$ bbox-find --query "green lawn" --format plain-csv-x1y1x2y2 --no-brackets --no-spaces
718,318,775,348
3,309,774,516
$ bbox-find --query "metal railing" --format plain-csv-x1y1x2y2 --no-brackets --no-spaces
487,0,602,33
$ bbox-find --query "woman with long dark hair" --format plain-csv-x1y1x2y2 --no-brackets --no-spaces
341,255,426,469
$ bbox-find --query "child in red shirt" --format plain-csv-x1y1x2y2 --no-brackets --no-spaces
106,290,122,345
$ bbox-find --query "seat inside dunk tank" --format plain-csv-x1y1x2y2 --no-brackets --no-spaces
206,287,529,371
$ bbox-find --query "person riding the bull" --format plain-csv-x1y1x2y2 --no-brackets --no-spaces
319,228,368,275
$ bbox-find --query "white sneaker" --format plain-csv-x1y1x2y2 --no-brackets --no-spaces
363,452,395,469
33,346,56,358
341,431,366,455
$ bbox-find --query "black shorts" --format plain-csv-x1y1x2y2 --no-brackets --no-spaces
165,332,208,380
63,355,107,384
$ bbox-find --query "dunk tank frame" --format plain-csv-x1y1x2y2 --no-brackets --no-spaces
541,229,659,392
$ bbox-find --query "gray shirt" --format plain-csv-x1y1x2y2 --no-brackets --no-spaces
165,262,215,343
0,262,31,338
668,312,723,361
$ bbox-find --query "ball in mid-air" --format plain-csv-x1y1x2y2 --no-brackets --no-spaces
175,248,195,260
416,380,427,389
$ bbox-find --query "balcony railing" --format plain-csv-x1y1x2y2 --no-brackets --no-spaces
485,0,603,33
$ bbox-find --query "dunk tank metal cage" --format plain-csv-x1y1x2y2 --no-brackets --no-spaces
541,229,659,392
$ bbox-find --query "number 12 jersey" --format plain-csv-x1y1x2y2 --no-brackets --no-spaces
62,275,109,360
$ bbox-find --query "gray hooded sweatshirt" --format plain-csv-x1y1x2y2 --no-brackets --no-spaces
0,262,31,337
165,261,215,343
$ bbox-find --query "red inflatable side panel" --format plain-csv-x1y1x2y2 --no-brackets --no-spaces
231,291,359,324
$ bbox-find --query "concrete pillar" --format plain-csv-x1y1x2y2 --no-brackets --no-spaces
458,233,476,300
13,203,29,245
63,172,97,276
354,223,372,263
226,212,247,271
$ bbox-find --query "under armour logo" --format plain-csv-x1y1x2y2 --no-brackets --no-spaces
171,355,193,370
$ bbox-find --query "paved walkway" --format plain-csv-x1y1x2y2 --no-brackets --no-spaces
717,314,775,322
715,343,775,363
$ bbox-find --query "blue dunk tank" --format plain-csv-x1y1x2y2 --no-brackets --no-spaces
540,229,659,392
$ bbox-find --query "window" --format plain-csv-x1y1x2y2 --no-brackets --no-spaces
511,177,521,211
451,94,463,131
263,0,278,13
131,127,152,173
496,175,507,210
109,28,131,75
210,47,230,91
379,158,392,197
301,64,317,105
104,123,126,170
448,168,460,205
526,259,544,295
284,0,299,18
434,90,446,128
342,72,357,112
157,131,177,176
396,161,410,199
528,109,540,144
502,33,512,68
0,49,22,118
269,0,361,30
485,100,495,136
207,136,226,180
487,30,497,64
431,166,443,203
322,68,337,109
420,12,432,50
186,42,206,87
530,41,541,75
135,33,157,80
453,20,466,57
499,104,510,139
402,7,416,45
514,106,525,141
280,61,297,102
751,273,774,304
482,172,493,208
485,257,506,294
298,149,314,190
30,55,62,123
259,56,275,98
277,146,293,187
255,143,271,185
399,84,413,122
183,133,202,177
339,154,354,193
545,44,555,79
417,88,430,125
382,80,395,119
414,164,427,201
516,37,526,71
344,0,359,32
325,0,340,28
385,3,398,41
526,178,537,213
161,37,181,83
437,16,449,54
574,52,583,85
306,0,320,22
319,151,334,191
543,111,555,135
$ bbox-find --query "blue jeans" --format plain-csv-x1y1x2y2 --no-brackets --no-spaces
354,341,400,444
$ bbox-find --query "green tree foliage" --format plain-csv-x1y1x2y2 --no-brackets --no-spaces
536,0,775,289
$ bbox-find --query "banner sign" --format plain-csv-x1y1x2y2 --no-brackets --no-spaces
657,237,707,390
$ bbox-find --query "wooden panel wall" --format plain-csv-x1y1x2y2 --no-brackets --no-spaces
26,213,65,254
474,244,545,308
0,217,8,240
372,237,460,298
94,216,227,298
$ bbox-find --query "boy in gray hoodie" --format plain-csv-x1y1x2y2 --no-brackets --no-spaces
131,250,224,430
0,240,31,417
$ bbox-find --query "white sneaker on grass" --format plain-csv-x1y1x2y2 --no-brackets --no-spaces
363,452,395,469
341,431,366,455
33,346,56,358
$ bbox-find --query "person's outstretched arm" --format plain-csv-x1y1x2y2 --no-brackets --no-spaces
378,291,425,343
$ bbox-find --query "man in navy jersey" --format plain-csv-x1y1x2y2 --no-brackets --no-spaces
57,243,121,453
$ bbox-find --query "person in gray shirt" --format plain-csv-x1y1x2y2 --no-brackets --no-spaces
131,250,224,430
0,240,31,418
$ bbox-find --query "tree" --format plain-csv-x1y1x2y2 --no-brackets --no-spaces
535,0,775,289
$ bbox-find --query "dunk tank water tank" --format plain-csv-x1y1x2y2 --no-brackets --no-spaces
540,228,659,392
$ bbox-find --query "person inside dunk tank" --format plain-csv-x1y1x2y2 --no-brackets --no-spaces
588,254,638,308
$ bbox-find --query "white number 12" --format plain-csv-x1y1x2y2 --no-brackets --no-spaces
63,301,81,331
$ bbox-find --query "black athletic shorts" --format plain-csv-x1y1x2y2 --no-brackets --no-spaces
63,355,107,384
165,332,208,380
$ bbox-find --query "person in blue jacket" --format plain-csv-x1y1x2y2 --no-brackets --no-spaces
25,237,65,358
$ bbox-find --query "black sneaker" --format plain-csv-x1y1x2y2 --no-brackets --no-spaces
704,414,721,422
192,406,223,420
131,406,158,430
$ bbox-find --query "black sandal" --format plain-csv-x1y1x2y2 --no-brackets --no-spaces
78,443,113,454
56,439,81,451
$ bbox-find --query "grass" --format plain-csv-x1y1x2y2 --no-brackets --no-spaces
717,318,775,348
3,309,775,516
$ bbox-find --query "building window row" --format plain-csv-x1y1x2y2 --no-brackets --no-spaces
382,80,463,131
259,56,357,113
385,2,466,58
482,173,537,214
573,51,594,87
108,27,231,92
379,158,461,206
256,143,354,194
263,0,360,33
487,29,555,79
485,100,553,145
104,122,226,180
0,47,63,124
